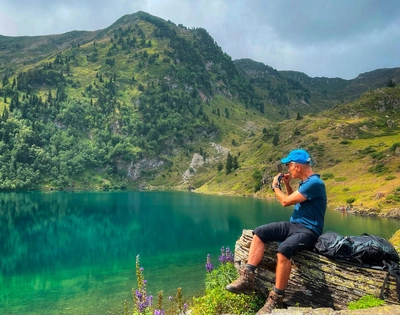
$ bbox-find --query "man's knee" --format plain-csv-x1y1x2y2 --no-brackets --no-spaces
253,234,264,244
277,252,291,264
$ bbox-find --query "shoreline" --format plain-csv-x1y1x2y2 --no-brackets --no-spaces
335,206,400,219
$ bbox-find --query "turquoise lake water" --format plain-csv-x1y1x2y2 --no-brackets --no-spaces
1,190,400,314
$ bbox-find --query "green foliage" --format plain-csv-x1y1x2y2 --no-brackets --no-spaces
252,169,263,192
272,132,279,146
389,142,400,152
346,197,356,204
225,153,239,174
387,78,396,88
360,146,377,155
191,257,264,315
347,295,384,310
370,151,385,160
340,139,350,145
225,152,233,174
386,194,400,202
368,163,388,174
321,173,334,180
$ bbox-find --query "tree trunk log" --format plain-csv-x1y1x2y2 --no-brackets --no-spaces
233,229,400,310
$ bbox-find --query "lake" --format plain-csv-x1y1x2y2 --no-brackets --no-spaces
1,191,400,314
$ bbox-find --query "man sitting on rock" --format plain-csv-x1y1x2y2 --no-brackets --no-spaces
226,149,327,314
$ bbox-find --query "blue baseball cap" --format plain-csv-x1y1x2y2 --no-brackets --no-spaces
281,149,312,164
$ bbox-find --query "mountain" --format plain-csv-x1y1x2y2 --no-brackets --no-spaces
0,11,263,190
0,12,399,213
234,58,400,119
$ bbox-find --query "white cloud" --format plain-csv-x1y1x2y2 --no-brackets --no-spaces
0,0,399,79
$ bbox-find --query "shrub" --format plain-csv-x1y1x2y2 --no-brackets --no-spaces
389,142,400,152
347,295,384,310
370,151,385,160
368,163,388,174
386,194,400,202
340,140,350,145
335,177,347,182
346,197,356,204
191,248,264,315
321,173,334,180
385,175,396,181
361,146,376,155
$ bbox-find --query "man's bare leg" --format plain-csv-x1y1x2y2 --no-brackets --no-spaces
225,234,265,294
247,234,265,266
275,252,291,291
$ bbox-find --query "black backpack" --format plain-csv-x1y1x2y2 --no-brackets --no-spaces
314,231,400,299
315,231,399,266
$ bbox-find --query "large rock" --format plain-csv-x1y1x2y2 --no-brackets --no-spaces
233,229,400,310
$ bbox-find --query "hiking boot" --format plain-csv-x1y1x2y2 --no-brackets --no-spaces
255,291,284,314
225,268,255,295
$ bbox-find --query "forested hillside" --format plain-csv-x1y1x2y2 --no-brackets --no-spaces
0,12,263,190
0,11,399,213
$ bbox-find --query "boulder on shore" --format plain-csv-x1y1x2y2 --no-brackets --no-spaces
233,229,400,310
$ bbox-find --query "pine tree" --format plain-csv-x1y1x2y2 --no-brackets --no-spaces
272,132,279,146
225,152,233,174
232,156,239,170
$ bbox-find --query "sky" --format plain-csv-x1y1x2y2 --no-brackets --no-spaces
1,0,399,80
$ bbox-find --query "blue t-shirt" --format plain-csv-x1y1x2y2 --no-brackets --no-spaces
290,174,327,235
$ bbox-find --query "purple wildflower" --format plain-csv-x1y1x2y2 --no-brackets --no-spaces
219,246,226,263
154,310,164,315
225,246,234,263
205,254,214,272
219,246,234,264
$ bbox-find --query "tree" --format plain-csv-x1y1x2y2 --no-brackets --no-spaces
262,127,267,135
387,78,396,88
224,108,229,118
272,132,279,146
232,156,239,170
225,152,233,174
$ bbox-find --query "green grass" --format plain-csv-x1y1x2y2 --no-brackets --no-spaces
347,295,385,310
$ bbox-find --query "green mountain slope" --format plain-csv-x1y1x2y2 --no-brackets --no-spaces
193,84,400,213
234,58,400,120
0,11,399,214
0,12,263,190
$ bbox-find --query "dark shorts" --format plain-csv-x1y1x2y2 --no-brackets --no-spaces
253,221,318,259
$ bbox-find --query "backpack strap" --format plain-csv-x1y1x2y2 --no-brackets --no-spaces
379,260,400,300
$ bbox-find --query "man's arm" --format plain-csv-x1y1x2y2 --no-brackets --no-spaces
274,189,306,207
272,174,307,207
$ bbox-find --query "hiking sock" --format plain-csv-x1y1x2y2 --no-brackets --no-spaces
273,286,285,296
245,264,257,273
